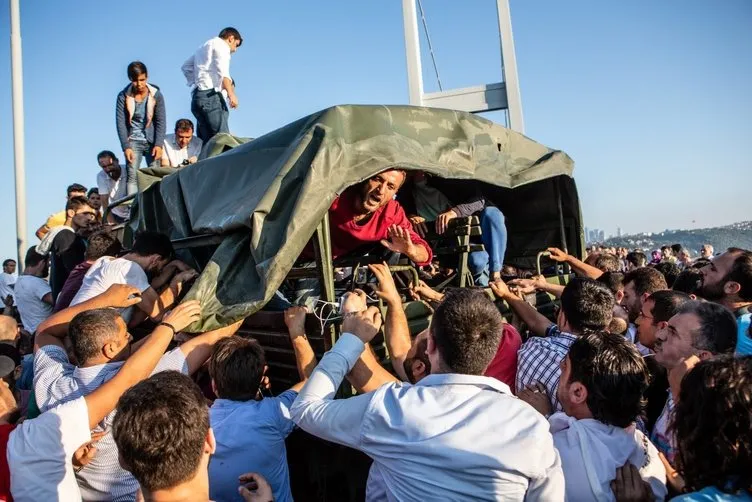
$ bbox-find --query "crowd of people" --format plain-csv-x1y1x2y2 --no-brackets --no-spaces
0,162,749,501
0,27,750,500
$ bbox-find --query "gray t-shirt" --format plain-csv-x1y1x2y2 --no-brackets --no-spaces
129,98,147,142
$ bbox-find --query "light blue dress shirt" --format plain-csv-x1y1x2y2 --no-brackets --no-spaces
291,333,565,502
209,391,298,502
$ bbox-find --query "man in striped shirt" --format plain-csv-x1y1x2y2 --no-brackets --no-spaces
490,277,614,410
33,292,242,501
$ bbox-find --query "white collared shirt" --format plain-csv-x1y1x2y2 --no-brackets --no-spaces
162,133,203,167
291,333,565,501
181,37,232,92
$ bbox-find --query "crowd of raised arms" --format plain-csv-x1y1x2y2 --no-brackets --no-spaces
0,25,750,502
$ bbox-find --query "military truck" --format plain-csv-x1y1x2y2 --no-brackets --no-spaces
108,104,584,500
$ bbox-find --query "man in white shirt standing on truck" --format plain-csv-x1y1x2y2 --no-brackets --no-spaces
181,27,242,143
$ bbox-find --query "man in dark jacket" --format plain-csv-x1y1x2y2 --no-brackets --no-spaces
115,61,167,196
400,172,507,285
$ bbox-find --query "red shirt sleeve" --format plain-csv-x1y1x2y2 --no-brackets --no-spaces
388,202,433,266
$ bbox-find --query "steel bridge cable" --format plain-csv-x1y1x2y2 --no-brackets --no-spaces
416,0,443,91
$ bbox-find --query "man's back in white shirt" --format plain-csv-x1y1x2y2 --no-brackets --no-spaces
291,334,565,501
0,272,16,301
71,256,150,324
14,275,53,333
182,37,232,92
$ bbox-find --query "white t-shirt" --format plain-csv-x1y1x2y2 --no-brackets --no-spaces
162,134,203,167
0,272,16,305
14,275,53,333
71,257,151,323
8,397,91,502
181,36,232,92
96,170,129,219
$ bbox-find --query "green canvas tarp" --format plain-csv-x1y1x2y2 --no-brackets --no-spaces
132,105,578,331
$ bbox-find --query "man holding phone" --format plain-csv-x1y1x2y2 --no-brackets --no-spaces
161,119,204,168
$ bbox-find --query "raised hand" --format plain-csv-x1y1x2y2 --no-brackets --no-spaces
342,306,383,344
408,280,444,303
368,262,401,305
380,225,414,255
284,306,309,338
72,430,107,470
435,209,457,235
546,247,569,263
489,279,515,301
341,290,367,315
518,383,552,417
162,300,202,332
409,215,429,239
103,284,143,308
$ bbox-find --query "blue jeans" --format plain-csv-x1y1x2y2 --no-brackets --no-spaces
468,206,508,286
191,89,229,143
126,140,156,196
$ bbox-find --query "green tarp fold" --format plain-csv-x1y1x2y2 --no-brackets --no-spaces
133,105,575,331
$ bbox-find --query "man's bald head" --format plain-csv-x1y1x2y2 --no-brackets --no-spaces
0,316,18,344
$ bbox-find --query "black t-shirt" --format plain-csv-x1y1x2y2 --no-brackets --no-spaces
50,228,86,302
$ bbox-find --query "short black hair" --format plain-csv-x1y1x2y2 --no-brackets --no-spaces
68,308,123,363
131,231,175,261
2,259,15,267
218,27,242,46
566,332,649,428
674,355,752,495
677,301,737,356
671,244,683,255
648,290,691,323
430,288,502,375
624,267,668,297
67,183,87,196
626,251,647,269
560,278,614,333
593,253,621,273
65,196,93,213
87,188,99,198
209,337,266,401
653,262,681,288
690,258,712,270
672,269,703,295
85,230,122,261
597,271,625,296
175,119,194,133
97,150,118,163
725,248,752,301
24,246,46,268
113,371,209,493
127,61,148,81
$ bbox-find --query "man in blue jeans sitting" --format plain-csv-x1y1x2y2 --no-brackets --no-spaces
400,172,507,285
115,61,167,197
181,27,242,143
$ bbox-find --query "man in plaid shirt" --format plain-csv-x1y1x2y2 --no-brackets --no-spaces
490,278,615,411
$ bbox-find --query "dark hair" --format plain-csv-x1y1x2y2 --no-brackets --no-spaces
624,267,668,297
661,246,671,253
87,188,99,198
653,262,681,288
724,248,752,301
593,253,620,273
626,251,647,269
97,150,118,163
2,259,15,267
671,244,683,255
672,269,703,295
566,332,649,428
85,230,122,261
65,196,93,213
127,61,148,81
430,289,502,375
24,246,46,268
677,301,737,355
673,355,752,494
131,231,175,261
690,258,712,270
67,183,87,196
68,308,123,363
113,371,209,493
597,272,625,296
218,27,242,46
175,119,194,133
560,278,614,333
208,337,266,401
648,290,691,323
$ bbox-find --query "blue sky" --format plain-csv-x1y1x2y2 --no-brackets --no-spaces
0,0,750,262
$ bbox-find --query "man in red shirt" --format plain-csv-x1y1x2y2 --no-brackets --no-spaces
326,170,432,266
